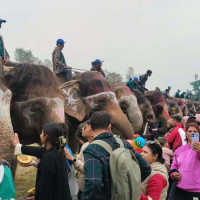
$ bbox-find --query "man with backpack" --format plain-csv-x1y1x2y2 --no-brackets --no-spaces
82,111,151,200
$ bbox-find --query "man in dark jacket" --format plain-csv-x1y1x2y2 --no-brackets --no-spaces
139,69,152,93
82,111,151,200
0,18,10,76
175,90,181,98
143,114,159,139
52,39,73,81
180,92,186,99
90,59,106,77
126,77,143,92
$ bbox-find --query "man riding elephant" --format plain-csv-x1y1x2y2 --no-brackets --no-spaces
52,39,73,81
174,89,181,98
0,18,17,76
90,59,106,77
0,18,10,76
139,69,152,93
126,77,143,93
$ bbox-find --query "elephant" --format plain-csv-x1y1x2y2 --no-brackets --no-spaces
132,89,156,135
0,78,15,172
185,100,197,116
145,90,170,136
166,98,183,117
110,83,143,134
193,101,200,114
3,64,66,144
60,71,135,140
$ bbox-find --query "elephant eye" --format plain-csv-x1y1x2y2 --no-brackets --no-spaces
98,99,106,104
32,104,42,112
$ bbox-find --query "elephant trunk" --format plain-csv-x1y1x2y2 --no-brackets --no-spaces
119,96,143,134
0,89,15,173
157,116,168,136
0,122,15,173
105,102,134,139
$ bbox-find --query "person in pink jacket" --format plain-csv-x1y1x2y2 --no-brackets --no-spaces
159,138,174,172
171,123,200,200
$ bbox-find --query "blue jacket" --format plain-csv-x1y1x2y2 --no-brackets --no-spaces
0,36,9,59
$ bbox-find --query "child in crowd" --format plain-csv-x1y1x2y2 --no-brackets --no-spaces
12,123,72,200
159,137,174,171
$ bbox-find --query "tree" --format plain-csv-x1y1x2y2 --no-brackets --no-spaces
14,48,53,68
190,74,200,101
43,59,53,69
14,48,35,63
126,67,134,81
33,57,43,65
104,70,123,84
191,80,200,95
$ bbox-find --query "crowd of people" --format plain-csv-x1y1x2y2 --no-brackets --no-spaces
0,111,200,200
1,17,200,200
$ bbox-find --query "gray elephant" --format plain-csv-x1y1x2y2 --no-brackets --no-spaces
4,64,66,145
60,72,135,141
110,83,143,134
0,78,15,172
132,89,156,135
145,90,170,136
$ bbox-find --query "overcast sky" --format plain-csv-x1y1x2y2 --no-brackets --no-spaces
1,0,200,94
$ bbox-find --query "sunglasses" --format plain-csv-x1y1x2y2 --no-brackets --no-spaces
146,141,157,145
82,125,86,131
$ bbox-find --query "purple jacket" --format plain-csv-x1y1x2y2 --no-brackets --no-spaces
171,144,200,192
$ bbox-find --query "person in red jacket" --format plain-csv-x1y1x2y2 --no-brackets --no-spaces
140,141,169,200
168,115,183,151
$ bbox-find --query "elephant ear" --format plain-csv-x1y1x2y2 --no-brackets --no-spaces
59,80,86,121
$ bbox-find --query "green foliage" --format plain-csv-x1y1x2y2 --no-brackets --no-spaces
104,70,123,84
14,48,35,63
190,79,200,100
43,59,53,69
14,48,53,69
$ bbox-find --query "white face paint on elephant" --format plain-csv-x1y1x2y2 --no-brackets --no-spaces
50,98,65,123
83,91,118,108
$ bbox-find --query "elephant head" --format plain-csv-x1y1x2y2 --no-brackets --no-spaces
185,100,197,116
12,97,65,144
0,79,15,172
145,90,169,136
132,89,156,134
3,64,67,145
166,99,183,117
60,72,134,139
193,101,200,114
110,83,143,134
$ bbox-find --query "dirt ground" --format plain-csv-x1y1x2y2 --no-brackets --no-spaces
14,163,37,199
14,144,38,199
